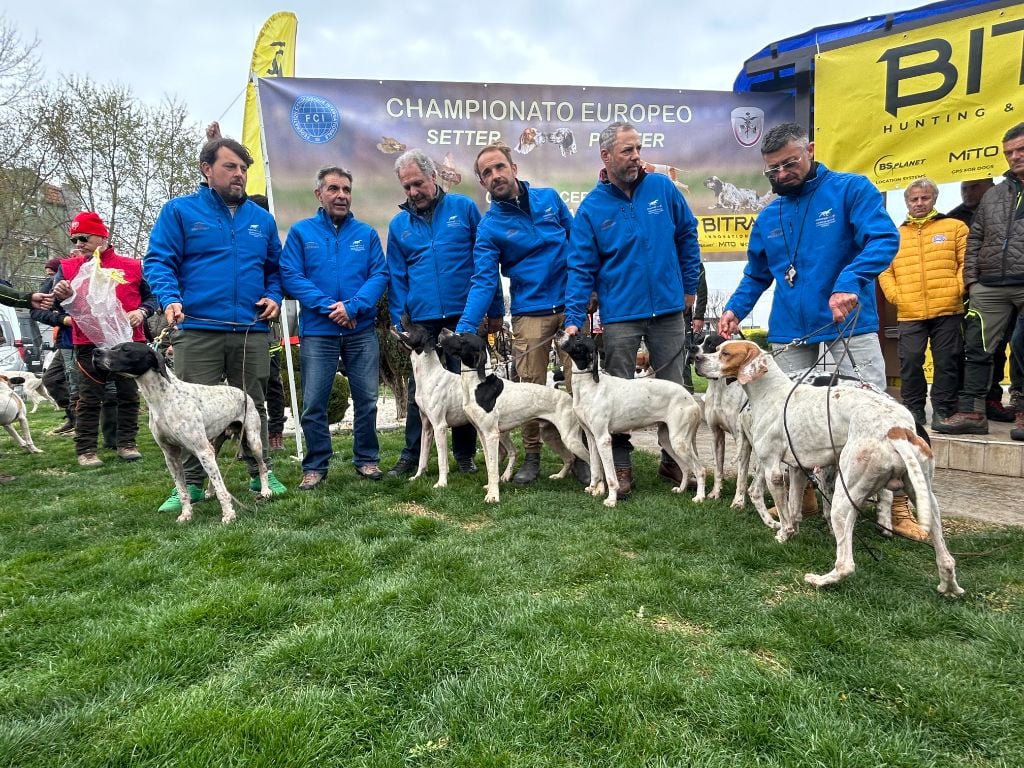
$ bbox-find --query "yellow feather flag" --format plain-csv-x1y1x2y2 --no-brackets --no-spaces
242,11,297,196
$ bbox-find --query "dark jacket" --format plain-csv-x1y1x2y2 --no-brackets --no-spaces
965,172,1024,288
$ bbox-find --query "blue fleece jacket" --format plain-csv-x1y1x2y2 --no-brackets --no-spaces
387,190,500,328
456,181,570,333
564,170,701,330
144,184,283,332
724,163,898,344
280,208,388,337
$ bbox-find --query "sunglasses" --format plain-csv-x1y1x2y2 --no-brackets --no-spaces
70,235,90,244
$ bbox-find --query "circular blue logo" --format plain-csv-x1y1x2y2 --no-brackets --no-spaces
290,95,340,144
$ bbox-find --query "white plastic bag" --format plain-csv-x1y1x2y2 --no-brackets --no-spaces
63,249,133,348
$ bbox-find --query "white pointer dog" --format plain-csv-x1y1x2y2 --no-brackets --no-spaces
95,342,271,524
438,330,588,504
557,332,705,508
691,333,758,512
0,374,42,454
393,321,515,488
704,340,962,596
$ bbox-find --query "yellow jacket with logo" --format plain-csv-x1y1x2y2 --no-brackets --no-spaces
879,214,967,322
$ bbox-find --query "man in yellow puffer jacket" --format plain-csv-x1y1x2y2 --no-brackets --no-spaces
878,176,967,541
880,177,968,429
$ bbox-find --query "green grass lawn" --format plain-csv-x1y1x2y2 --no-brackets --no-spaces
0,408,1021,767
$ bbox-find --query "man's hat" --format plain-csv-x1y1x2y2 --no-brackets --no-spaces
68,211,109,238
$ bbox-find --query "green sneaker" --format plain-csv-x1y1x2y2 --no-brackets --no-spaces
250,471,287,496
157,484,204,513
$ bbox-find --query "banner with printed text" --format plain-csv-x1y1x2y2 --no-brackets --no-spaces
257,77,793,258
815,4,1024,191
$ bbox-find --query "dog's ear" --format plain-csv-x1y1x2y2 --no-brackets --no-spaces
467,337,488,381
148,346,171,380
736,348,769,385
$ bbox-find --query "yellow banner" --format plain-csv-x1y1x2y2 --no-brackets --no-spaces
242,12,297,196
815,5,1024,190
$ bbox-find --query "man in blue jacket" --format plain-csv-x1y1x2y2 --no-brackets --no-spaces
718,122,898,517
456,143,577,485
563,122,702,498
386,149,502,478
144,137,286,512
718,122,897,388
281,166,388,489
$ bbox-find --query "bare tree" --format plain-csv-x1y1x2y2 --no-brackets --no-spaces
38,77,200,258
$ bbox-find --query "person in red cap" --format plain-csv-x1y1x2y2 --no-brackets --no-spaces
52,212,160,467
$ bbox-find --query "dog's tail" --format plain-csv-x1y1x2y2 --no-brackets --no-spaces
889,430,935,536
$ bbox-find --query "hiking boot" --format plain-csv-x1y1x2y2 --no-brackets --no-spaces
512,452,541,485
158,484,204,513
985,399,1015,422
117,445,142,462
386,458,416,478
269,432,285,451
298,471,326,491
250,471,287,495
1012,410,1024,442
768,485,819,520
933,411,988,435
657,457,683,485
931,411,953,431
457,456,478,474
52,420,75,435
572,458,591,486
890,495,928,541
77,453,103,467
614,466,634,499
356,464,383,481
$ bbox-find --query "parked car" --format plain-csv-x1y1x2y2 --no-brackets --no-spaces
0,305,37,372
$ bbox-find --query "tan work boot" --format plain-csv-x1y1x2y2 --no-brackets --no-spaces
768,484,819,520
890,495,928,541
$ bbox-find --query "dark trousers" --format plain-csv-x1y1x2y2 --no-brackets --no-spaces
959,285,1024,412
897,314,962,419
399,317,476,464
267,349,285,433
73,345,139,455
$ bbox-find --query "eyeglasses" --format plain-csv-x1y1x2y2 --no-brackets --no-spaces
762,156,804,179
70,235,90,244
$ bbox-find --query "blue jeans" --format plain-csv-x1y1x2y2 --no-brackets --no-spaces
300,329,379,474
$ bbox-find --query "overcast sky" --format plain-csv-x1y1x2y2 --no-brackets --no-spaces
8,0,904,136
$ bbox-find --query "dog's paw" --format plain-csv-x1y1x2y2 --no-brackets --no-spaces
221,510,236,525
258,489,272,500
602,496,617,508
939,583,965,598
729,497,745,509
484,491,500,504
804,573,829,588
708,488,722,500
26,446,43,454
175,510,193,524
432,479,448,489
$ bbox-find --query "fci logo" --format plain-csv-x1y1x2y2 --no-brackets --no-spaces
877,19,1024,116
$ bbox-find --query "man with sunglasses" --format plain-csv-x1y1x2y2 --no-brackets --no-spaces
719,122,897,388
718,122,898,517
52,212,159,467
